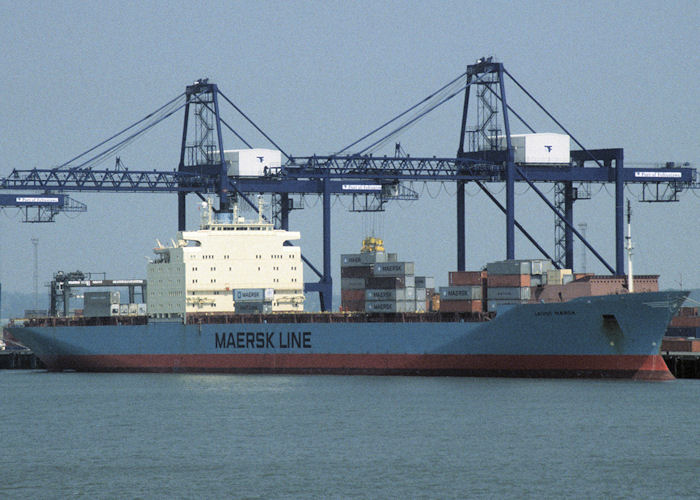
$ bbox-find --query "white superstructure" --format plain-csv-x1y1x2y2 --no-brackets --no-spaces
147,199,304,318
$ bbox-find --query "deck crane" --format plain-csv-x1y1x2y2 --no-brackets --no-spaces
0,59,696,311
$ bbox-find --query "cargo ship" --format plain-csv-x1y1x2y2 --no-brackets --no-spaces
6,199,688,380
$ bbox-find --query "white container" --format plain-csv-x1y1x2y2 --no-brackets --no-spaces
225,149,281,177
137,303,148,315
491,134,570,164
119,304,129,315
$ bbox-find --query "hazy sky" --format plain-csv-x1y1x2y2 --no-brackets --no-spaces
1,0,698,305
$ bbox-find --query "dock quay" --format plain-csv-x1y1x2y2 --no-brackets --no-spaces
662,352,700,379
0,350,45,369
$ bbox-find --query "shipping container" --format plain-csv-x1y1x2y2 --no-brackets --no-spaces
366,300,409,313
448,271,485,286
487,287,531,300
678,307,699,317
365,289,405,301
487,274,531,287
439,286,483,301
233,288,273,302
416,288,427,301
373,262,415,276
340,278,366,290
387,253,398,262
119,304,129,315
342,290,366,302
487,260,532,276
341,266,374,278
660,338,700,352
137,303,148,316
341,299,365,312
439,300,483,313
665,327,699,338
546,268,573,285
530,259,554,276
360,252,387,264
224,149,281,177
366,276,412,289
341,254,365,267
128,303,138,315
670,316,700,328
414,276,435,289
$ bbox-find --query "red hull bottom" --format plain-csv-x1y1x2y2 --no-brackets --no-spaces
40,354,674,380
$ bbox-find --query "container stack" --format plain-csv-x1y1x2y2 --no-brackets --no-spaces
414,276,435,313
341,243,429,313
340,252,386,311
439,271,486,313
233,288,274,314
365,261,416,313
486,259,553,311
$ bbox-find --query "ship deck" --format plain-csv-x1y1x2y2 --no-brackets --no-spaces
17,311,494,328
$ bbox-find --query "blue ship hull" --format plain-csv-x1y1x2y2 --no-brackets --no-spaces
8,291,687,379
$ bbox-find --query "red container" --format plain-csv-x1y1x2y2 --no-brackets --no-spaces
487,274,531,287
439,300,483,313
449,271,485,286
341,299,365,312
661,338,693,352
678,307,699,317
670,316,700,328
341,290,365,302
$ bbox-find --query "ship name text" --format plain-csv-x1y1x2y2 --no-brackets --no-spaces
534,310,576,317
215,331,312,349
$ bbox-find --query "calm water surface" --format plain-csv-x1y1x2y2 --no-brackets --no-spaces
1,371,699,499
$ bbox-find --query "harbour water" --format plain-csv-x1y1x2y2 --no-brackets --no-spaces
1,372,699,499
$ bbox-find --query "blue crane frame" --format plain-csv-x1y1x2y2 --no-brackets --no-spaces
0,61,696,311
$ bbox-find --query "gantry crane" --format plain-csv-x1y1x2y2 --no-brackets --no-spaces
1,60,696,311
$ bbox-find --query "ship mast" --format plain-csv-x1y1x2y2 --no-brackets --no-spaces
626,199,634,293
